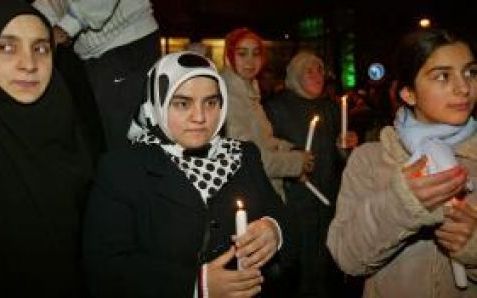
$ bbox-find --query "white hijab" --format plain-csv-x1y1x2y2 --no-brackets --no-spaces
128,51,242,202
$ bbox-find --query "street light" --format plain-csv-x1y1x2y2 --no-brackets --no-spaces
419,18,431,28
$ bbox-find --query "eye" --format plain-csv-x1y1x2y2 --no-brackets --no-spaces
236,50,247,57
34,43,51,55
252,49,261,57
0,42,15,54
204,97,220,108
464,66,477,79
305,68,315,75
170,99,191,110
434,72,449,82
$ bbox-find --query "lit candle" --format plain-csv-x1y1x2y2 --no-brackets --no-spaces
235,200,248,270
341,95,347,148
305,115,319,151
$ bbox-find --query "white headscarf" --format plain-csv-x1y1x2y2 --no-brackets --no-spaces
285,51,324,100
128,51,242,202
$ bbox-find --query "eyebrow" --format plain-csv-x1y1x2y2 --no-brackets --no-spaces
425,61,477,74
172,93,221,101
235,47,259,51
425,66,451,74
0,34,50,44
467,61,477,67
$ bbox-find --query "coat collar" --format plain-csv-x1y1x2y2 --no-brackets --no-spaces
221,67,260,102
139,145,207,210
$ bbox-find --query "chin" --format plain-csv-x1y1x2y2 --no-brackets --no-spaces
182,140,209,149
9,92,41,104
443,115,472,126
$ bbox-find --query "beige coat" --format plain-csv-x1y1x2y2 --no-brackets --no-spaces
327,126,477,298
221,67,304,200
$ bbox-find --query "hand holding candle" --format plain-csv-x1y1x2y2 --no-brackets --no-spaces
235,200,248,270
305,115,319,151
302,115,329,206
341,95,348,148
408,142,469,288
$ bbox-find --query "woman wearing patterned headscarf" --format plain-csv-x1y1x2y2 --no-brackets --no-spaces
83,51,287,297
0,1,93,296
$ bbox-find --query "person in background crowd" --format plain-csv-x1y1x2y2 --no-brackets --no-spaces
83,51,288,297
222,27,314,202
328,28,477,297
265,51,358,297
0,1,93,296
33,0,160,150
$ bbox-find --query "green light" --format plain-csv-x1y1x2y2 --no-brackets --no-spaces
299,17,324,39
341,33,356,89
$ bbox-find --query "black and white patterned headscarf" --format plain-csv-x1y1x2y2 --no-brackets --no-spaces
128,51,242,202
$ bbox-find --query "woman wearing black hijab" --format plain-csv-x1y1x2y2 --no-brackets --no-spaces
0,1,92,296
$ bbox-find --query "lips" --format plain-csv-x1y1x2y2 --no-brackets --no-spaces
447,102,471,111
12,80,40,89
185,128,208,134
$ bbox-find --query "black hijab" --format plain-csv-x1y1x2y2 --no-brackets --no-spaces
0,1,92,296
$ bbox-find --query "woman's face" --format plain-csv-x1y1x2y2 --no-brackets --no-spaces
233,37,263,81
0,15,52,104
300,60,325,98
402,42,477,125
167,76,222,149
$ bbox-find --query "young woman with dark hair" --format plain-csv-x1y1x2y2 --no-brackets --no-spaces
328,29,477,297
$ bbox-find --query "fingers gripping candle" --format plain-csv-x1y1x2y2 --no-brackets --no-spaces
235,200,247,270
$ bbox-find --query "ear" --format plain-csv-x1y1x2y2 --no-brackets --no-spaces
399,87,416,106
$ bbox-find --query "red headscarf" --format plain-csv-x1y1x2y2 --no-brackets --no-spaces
224,27,266,72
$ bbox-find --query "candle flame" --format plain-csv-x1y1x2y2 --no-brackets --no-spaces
341,95,347,104
237,200,244,209
311,115,319,125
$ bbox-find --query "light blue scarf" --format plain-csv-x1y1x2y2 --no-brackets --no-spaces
395,107,477,174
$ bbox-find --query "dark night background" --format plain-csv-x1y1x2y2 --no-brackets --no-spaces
153,0,477,87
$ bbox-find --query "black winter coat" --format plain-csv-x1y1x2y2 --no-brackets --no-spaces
83,141,289,297
265,89,346,297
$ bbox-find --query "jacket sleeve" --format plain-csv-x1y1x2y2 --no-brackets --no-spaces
326,143,443,276
83,156,196,298
244,142,295,266
56,0,120,37
32,0,62,24
226,91,304,179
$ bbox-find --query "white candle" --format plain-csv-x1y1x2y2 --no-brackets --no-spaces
305,115,319,151
424,143,468,288
235,200,247,270
341,95,347,148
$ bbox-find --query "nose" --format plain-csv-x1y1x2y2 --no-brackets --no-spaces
454,74,471,96
190,102,206,123
17,48,37,73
